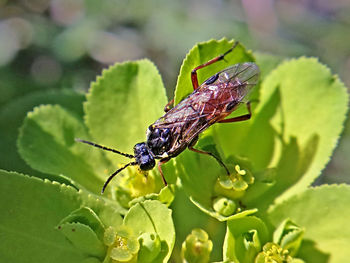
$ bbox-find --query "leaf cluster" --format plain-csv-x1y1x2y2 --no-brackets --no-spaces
0,39,349,262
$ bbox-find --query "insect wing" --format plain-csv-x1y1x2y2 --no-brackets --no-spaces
154,97,199,127
151,62,260,154
151,94,212,153
206,62,260,102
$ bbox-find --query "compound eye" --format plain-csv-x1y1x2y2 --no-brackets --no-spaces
134,143,155,171
139,154,155,170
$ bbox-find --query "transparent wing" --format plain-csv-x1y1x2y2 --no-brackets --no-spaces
152,62,260,152
217,62,259,85
202,62,260,102
153,96,206,128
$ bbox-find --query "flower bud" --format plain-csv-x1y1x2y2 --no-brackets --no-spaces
214,164,254,200
181,228,213,263
213,196,236,216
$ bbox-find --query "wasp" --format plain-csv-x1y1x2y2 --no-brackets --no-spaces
77,41,260,193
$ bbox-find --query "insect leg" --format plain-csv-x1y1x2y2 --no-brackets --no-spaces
191,41,239,90
164,98,174,112
218,102,252,123
188,137,230,175
157,157,170,185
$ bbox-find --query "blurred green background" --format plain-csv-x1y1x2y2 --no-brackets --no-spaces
0,0,349,185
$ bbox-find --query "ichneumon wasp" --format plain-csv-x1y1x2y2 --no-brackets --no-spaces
77,41,260,193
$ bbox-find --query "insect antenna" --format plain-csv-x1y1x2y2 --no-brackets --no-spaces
102,161,138,193
75,138,134,158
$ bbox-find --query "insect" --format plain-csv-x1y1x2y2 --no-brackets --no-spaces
76,41,260,193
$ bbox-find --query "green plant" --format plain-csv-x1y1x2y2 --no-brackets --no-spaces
0,39,348,262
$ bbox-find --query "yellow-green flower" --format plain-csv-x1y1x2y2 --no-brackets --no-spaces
181,228,213,263
103,226,140,263
214,164,254,199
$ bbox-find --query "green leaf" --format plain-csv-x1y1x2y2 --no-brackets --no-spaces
138,232,162,263
128,184,176,207
0,170,99,262
0,170,126,262
97,206,124,230
17,104,108,194
84,59,167,165
273,219,304,257
268,184,350,263
58,222,106,258
174,38,255,104
0,89,85,178
124,200,175,262
259,58,348,201
58,207,105,239
223,216,269,262
254,52,284,81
